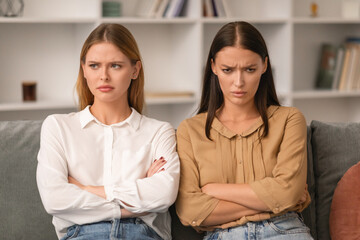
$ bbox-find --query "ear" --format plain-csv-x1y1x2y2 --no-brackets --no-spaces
81,62,87,79
132,61,142,79
262,57,268,74
211,58,217,75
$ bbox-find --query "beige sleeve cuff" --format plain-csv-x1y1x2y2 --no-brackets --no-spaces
249,180,283,214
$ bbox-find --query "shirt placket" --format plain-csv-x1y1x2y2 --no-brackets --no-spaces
103,126,114,186
236,135,245,183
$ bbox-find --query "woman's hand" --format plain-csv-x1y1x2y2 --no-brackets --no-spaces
201,183,270,211
68,176,84,189
146,157,166,177
201,183,224,197
68,176,106,199
121,208,149,218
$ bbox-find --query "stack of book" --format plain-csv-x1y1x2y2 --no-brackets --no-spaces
135,0,188,18
315,38,360,91
203,0,232,18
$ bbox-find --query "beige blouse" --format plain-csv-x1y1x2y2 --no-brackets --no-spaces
175,105,311,231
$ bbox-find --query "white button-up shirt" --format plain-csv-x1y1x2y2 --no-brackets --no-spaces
36,106,180,239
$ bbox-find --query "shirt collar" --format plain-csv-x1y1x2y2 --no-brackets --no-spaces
211,105,279,139
79,105,142,130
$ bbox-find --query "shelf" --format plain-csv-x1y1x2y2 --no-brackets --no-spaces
293,18,360,24
0,17,97,23
292,90,360,99
0,101,77,111
100,17,197,24
201,18,288,24
0,97,197,111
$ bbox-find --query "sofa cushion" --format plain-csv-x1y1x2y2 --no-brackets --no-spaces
329,161,360,240
301,126,317,239
310,121,360,240
0,120,57,240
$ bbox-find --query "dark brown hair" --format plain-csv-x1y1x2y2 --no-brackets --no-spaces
198,21,280,139
76,23,144,113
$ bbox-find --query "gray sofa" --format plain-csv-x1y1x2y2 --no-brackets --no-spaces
1,120,359,240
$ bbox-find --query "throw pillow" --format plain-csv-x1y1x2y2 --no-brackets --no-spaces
329,162,360,240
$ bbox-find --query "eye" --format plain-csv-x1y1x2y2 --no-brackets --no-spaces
246,68,256,73
89,64,98,69
222,68,231,73
111,64,121,69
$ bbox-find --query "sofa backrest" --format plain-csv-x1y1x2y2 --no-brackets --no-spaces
0,120,57,240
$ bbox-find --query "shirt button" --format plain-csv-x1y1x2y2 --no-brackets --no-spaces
192,221,196,225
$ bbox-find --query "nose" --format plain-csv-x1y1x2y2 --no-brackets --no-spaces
234,71,244,87
100,67,109,81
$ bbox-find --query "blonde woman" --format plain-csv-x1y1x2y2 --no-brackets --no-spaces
37,23,179,240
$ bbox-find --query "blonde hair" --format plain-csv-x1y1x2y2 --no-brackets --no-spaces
76,23,144,113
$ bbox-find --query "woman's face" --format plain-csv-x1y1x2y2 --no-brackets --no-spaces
82,42,140,106
211,46,267,109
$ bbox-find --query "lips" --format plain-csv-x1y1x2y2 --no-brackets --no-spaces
231,91,246,97
97,85,114,92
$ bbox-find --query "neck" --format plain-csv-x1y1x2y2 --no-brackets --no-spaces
90,100,132,125
218,101,259,122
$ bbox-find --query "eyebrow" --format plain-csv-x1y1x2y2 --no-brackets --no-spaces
220,63,258,68
87,60,126,64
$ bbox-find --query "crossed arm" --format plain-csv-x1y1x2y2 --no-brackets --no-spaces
199,183,266,226
200,183,308,226
68,157,167,218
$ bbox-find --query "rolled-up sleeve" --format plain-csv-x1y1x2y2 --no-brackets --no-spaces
249,109,309,214
105,123,180,213
175,121,219,227
37,116,120,225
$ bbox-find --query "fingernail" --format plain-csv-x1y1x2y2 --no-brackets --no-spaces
160,156,164,160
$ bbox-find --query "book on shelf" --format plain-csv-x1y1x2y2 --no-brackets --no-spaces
338,46,350,90
345,43,359,90
211,0,218,17
164,0,187,18
155,0,169,18
338,38,360,91
316,38,360,91
332,45,345,90
315,44,337,89
203,0,231,17
145,91,194,98
214,0,226,17
135,0,187,18
354,45,360,90
204,0,214,17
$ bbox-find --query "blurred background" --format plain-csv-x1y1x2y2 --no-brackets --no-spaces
1,0,360,127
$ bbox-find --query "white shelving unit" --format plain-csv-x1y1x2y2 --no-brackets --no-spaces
1,0,360,126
